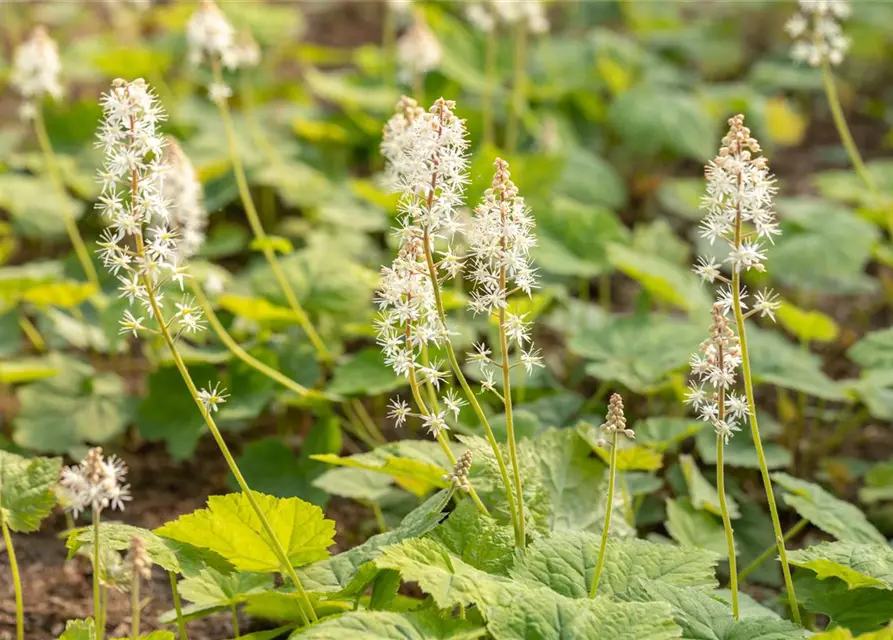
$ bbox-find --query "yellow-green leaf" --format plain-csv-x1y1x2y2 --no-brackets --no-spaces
312,453,448,497
250,236,294,255
765,97,807,147
217,294,299,324
578,423,663,471
777,301,839,344
155,491,335,573
22,281,97,309
787,542,893,590
679,454,739,519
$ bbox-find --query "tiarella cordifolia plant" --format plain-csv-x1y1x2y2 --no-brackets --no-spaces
59,447,130,640
160,137,207,260
10,25,62,119
186,0,237,102
786,0,851,67
127,536,151,638
396,13,442,96
695,114,800,624
379,96,529,544
589,393,633,599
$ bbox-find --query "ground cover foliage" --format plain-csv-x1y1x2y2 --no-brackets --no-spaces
2,1,893,639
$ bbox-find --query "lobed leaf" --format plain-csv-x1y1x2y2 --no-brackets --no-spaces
67,522,181,573
787,542,893,590
0,451,61,533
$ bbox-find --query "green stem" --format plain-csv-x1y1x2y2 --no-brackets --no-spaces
717,437,739,620
371,501,388,534
18,313,46,352
1,518,24,640
422,233,521,543
739,518,809,581
231,604,240,638
131,571,140,640
33,107,101,289
189,279,322,401
352,399,387,444
505,22,528,154
93,508,104,640
211,61,330,364
169,571,188,640
483,25,497,147
140,269,317,625
732,271,801,625
589,431,617,598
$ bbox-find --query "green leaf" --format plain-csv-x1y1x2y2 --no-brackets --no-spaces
534,197,629,278
178,567,273,607
430,500,516,575
767,198,879,295
787,542,893,590
680,454,740,519
609,86,714,161
510,531,719,599
374,537,514,611
14,355,133,454
0,355,63,384
747,326,846,401
568,314,702,393
557,148,628,210
581,425,665,472
608,244,711,315
312,468,395,503
326,348,406,397
772,473,885,544
297,491,450,595
849,327,893,372
695,421,791,470
665,499,729,558
236,438,328,505
0,173,86,238
292,610,487,639
635,417,704,453
58,618,95,640
369,569,401,611
217,294,302,324
0,451,61,533
156,492,335,573
621,580,806,640
776,302,839,344
67,523,181,573
311,449,448,498
796,572,893,635
486,588,680,640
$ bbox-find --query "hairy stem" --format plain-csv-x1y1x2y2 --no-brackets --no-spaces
138,261,316,625
505,22,528,153
1,518,24,640
33,107,100,289
732,269,800,624
131,570,140,640
589,431,617,599
169,571,188,640
211,61,330,363
739,518,809,581
717,437,739,619
231,605,240,638
93,508,104,640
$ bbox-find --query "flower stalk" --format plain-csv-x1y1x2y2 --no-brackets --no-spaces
169,571,189,640
589,394,633,599
1,518,24,640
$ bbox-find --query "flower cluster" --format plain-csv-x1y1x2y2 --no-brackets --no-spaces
161,138,208,260
694,114,781,322
492,0,549,34
396,16,442,81
198,382,229,414
11,27,63,119
386,388,466,438
601,393,635,440
465,2,496,33
127,536,152,581
186,0,258,101
465,158,543,391
786,0,850,67
225,30,262,70
58,447,131,518
377,98,468,384
686,304,747,444
443,450,473,492
94,78,203,338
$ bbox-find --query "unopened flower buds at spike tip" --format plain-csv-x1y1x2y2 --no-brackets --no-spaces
601,393,634,439
443,450,473,492
127,536,152,581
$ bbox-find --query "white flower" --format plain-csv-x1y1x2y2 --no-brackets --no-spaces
684,382,709,409
693,256,722,283
465,2,495,33
198,382,229,413
11,27,63,103
222,30,261,70
396,16,442,81
520,347,544,375
468,342,493,371
387,398,412,427
753,289,781,322
492,0,549,34
59,447,131,518
174,295,205,334
419,359,448,390
422,410,449,438
442,388,466,419
787,0,850,67
208,81,233,104
119,310,146,337
187,0,236,67
161,138,207,259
